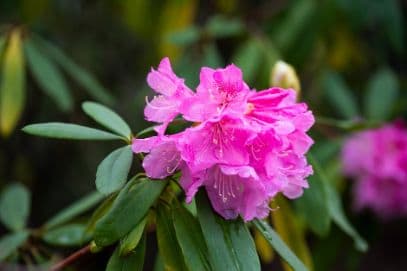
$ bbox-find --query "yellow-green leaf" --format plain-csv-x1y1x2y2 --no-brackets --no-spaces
0,29,25,137
271,196,313,271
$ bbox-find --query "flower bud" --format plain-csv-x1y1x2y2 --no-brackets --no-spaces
271,61,301,97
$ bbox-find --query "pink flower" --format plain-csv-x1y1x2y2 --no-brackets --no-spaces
133,57,315,221
342,121,407,219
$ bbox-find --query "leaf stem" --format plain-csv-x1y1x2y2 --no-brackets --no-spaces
49,244,91,271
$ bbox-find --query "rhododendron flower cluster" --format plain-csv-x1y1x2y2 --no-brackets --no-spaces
133,57,314,221
342,121,407,219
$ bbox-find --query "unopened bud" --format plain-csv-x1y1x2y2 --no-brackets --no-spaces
271,61,301,97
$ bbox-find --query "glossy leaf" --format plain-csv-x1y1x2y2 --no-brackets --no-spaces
309,154,368,252
24,39,73,111
94,178,166,246
96,146,133,195
107,236,146,271
34,36,115,105
172,199,212,271
43,224,90,247
85,194,117,234
22,122,124,141
156,203,188,271
119,217,146,256
196,190,260,271
45,191,103,229
0,183,30,231
0,231,29,261
0,29,25,136
365,68,398,121
323,71,359,119
253,219,308,271
271,197,313,270
82,101,132,139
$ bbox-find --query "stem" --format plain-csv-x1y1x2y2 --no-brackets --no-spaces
50,245,91,271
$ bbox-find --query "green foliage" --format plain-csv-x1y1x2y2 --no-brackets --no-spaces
94,178,166,246
25,39,73,112
96,146,133,195
253,219,308,271
233,39,263,84
172,199,212,271
22,122,124,141
0,183,30,231
196,191,261,271
0,30,25,137
82,102,132,139
364,68,399,121
45,191,103,230
106,237,146,271
0,230,29,261
119,217,146,256
43,224,90,247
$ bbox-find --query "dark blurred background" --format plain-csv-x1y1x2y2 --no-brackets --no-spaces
0,0,406,270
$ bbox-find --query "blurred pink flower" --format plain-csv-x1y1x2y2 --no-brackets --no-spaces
133,57,315,221
342,121,407,219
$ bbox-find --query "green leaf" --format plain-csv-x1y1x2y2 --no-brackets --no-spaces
172,199,212,271
24,39,73,111
167,26,200,46
22,122,124,141
202,43,223,68
156,203,188,271
107,236,146,271
205,15,244,38
196,190,260,271
94,178,166,246
0,183,30,231
33,36,115,105
86,195,116,237
96,146,133,195
364,68,399,121
0,29,25,137
294,171,331,236
82,101,132,139
0,35,6,53
232,39,263,84
323,71,359,119
309,154,368,252
45,191,104,229
0,230,29,261
253,219,308,271
43,224,90,247
119,217,146,256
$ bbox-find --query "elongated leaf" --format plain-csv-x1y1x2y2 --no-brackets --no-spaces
0,183,30,231
85,194,117,234
82,101,131,139
156,203,188,271
0,231,29,261
94,178,166,246
22,122,124,141
96,146,133,195
45,191,103,229
309,154,368,252
323,71,359,119
33,36,114,104
107,236,146,271
365,68,399,121
0,35,5,53
119,217,146,256
167,26,200,46
0,29,25,136
205,15,244,38
43,224,90,247
294,170,331,236
24,39,72,111
253,219,308,271
272,197,313,270
196,190,260,271
172,199,211,271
